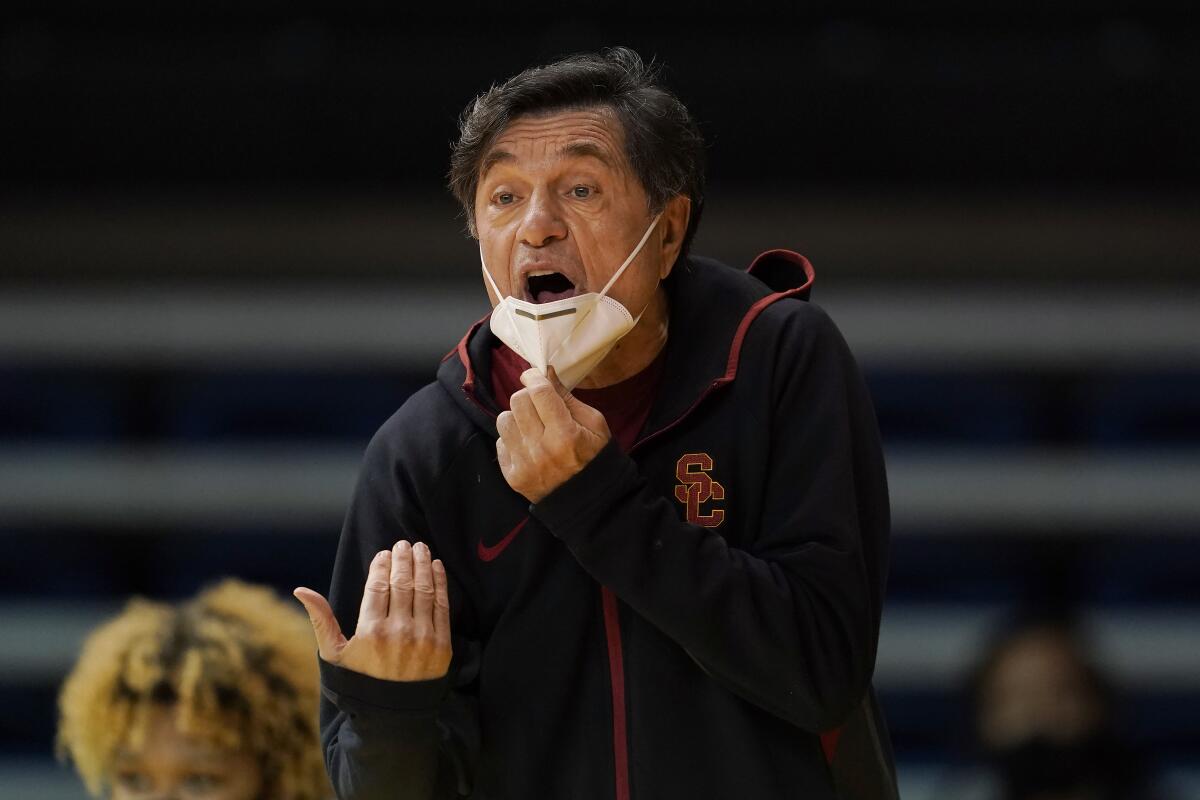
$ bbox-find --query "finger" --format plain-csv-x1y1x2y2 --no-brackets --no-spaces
496,410,531,472
411,542,435,625
542,365,608,434
359,549,391,623
496,436,512,472
543,366,603,431
509,387,546,440
496,436,527,486
431,559,451,640
544,365,572,398
570,401,610,437
389,539,414,619
293,587,346,662
496,409,520,443
519,367,544,389
522,371,574,434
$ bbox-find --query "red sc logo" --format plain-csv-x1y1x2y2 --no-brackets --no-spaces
674,453,725,527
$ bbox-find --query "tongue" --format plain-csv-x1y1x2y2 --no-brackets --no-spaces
535,287,576,304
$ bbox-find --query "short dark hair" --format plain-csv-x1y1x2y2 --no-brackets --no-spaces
448,47,706,259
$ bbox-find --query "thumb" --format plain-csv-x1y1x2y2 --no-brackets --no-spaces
544,365,572,399
293,587,346,663
546,366,609,437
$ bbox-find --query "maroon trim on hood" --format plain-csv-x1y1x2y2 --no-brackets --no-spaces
451,315,496,419
631,250,815,455
730,250,815,381
746,247,816,285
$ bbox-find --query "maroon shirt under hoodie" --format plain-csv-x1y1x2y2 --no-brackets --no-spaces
489,343,667,452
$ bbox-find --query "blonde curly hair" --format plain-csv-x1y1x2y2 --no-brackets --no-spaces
57,579,329,799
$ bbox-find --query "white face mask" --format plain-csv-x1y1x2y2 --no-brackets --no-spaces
480,212,663,391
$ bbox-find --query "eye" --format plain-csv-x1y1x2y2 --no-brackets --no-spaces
114,769,153,792
493,191,515,206
182,772,227,794
571,185,593,199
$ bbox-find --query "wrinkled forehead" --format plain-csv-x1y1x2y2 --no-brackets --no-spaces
482,107,631,177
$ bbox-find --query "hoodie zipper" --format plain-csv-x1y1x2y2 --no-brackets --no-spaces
456,343,635,800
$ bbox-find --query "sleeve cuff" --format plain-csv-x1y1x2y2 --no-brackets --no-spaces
320,657,449,715
530,438,640,545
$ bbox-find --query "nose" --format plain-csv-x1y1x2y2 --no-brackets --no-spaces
516,189,567,247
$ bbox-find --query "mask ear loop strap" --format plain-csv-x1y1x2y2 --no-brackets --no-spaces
546,211,664,371
480,249,531,356
479,249,505,301
597,211,664,298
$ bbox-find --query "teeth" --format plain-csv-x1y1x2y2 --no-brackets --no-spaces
527,270,556,277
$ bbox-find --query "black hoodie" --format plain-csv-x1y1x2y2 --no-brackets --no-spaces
318,251,896,799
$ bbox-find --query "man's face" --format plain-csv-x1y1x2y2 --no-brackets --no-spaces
473,107,674,314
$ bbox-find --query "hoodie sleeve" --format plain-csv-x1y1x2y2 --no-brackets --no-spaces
530,302,889,733
320,423,482,799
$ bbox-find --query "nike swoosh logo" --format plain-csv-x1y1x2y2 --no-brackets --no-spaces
476,517,529,562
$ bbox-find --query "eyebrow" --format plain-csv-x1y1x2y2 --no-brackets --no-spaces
480,149,516,177
561,141,615,168
479,141,617,178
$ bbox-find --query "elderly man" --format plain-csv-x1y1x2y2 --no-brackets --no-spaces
295,48,895,799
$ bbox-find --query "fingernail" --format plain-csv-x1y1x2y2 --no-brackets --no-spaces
396,540,411,551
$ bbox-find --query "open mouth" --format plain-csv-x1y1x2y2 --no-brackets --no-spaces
526,271,577,304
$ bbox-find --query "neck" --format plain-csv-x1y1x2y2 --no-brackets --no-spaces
575,289,669,389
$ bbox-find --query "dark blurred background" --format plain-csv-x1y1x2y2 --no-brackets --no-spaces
2,3,1199,798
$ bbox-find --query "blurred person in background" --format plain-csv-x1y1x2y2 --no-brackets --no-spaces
57,579,331,800
961,619,1162,800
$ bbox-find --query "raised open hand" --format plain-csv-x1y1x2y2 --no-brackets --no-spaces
294,540,452,682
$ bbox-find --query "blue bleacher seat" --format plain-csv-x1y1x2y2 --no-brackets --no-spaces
0,370,124,443
1086,372,1200,446
162,370,427,442
866,371,1040,446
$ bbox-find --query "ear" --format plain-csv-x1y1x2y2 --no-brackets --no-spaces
657,194,692,280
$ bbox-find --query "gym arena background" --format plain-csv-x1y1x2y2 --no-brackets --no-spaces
2,3,1198,797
